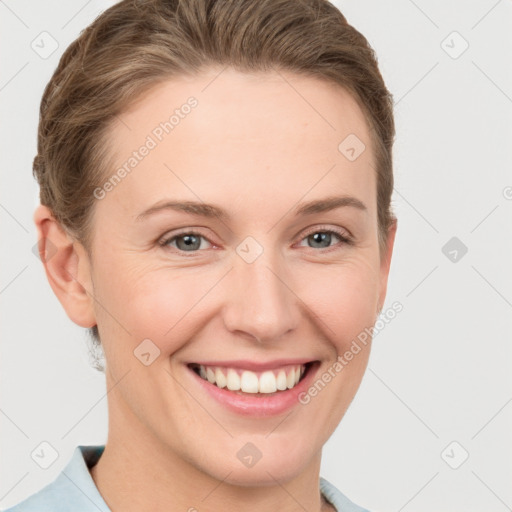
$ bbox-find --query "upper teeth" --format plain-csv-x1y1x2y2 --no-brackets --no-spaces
197,364,305,393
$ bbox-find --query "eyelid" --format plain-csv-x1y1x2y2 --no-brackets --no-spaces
158,224,353,253
297,224,352,241
294,225,354,251
158,228,216,248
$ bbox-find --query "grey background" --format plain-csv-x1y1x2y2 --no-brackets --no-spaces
1,1,511,510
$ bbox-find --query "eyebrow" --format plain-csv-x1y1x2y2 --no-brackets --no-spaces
135,195,367,222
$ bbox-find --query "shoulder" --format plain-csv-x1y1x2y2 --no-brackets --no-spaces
320,477,372,512
2,479,84,512
2,445,109,512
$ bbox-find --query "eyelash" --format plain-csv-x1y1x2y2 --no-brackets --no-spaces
158,226,354,255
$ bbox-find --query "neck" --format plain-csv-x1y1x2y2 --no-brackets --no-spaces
90,388,335,512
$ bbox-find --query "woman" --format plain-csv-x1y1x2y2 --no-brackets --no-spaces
7,0,397,510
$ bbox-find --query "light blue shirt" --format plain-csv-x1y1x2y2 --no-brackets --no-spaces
3,445,370,512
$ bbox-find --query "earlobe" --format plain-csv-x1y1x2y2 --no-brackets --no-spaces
33,204,97,328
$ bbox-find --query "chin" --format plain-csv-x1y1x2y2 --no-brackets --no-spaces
189,433,321,487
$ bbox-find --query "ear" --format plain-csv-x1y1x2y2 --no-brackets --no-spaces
33,204,96,328
377,217,398,313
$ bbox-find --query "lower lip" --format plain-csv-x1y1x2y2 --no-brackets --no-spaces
187,363,320,416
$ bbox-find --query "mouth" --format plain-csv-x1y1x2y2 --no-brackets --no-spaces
187,361,316,396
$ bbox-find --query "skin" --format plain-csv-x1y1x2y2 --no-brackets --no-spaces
35,67,397,512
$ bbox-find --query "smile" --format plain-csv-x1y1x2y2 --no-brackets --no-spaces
189,363,309,394
186,359,319,416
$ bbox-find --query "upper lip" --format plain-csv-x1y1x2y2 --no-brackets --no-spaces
188,358,317,372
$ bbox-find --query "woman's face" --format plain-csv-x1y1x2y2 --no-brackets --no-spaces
83,68,395,483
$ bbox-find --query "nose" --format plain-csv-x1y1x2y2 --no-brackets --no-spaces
222,248,300,344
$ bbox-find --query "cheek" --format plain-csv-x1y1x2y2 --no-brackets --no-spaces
93,259,220,356
92,246,380,359
294,264,378,442
296,258,380,348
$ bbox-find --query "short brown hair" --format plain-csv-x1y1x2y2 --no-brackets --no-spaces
34,0,395,358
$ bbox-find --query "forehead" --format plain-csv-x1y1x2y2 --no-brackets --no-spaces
100,68,376,222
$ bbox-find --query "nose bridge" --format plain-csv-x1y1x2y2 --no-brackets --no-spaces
224,239,299,342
